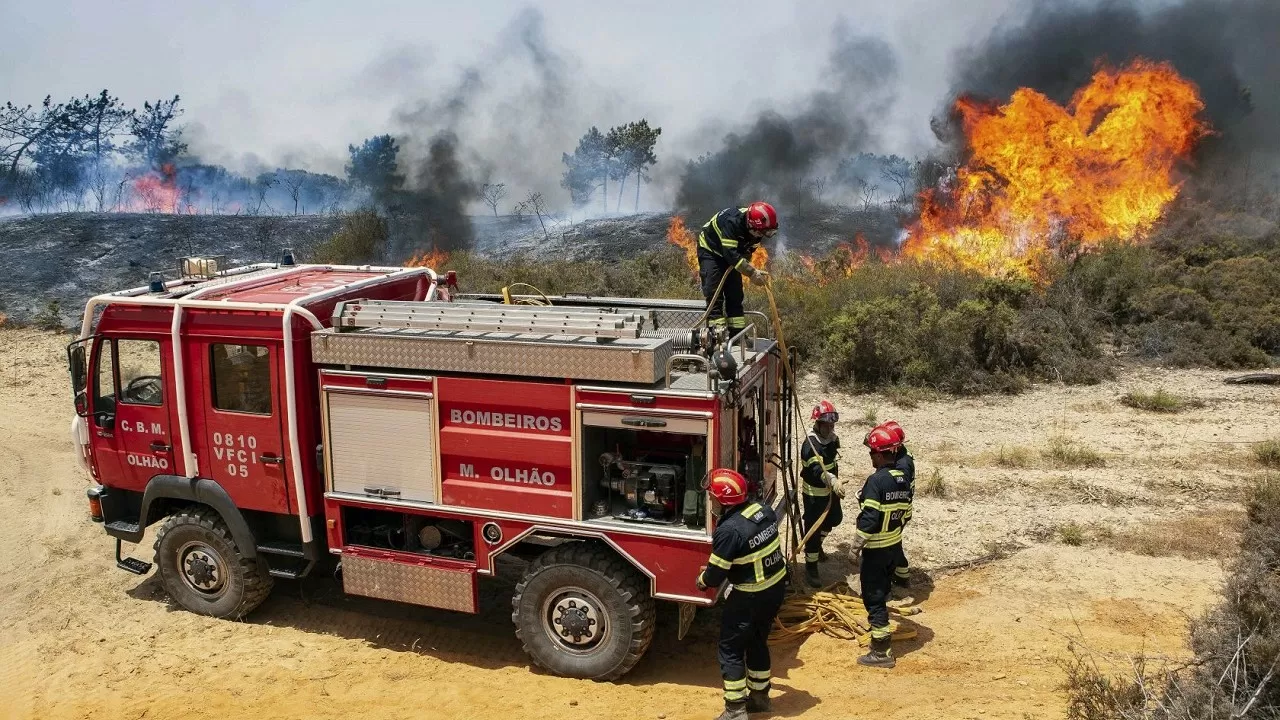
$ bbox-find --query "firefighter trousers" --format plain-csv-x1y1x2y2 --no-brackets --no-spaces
697,248,746,331
718,581,786,703
860,545,902,639
802,493,843,564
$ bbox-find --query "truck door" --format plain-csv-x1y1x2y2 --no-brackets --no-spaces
87,337,176,490
199,342,290,513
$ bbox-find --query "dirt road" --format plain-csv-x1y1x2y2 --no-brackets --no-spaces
2,326,1272,720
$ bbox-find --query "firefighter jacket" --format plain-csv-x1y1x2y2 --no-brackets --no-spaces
800,433,840,497
854,466,914,550
894,449,915,526
698,502,786,593
698,207,760,275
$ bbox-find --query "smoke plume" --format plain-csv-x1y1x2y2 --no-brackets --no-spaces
674,27,900,224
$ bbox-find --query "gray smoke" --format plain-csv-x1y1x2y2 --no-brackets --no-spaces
674,27,900,223
947,0,1280,171
389,7,637,252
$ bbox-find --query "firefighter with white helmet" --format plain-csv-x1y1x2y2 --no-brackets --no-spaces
800,400,843,587
696,202,778,333
851,423,915,668
696,468,787,719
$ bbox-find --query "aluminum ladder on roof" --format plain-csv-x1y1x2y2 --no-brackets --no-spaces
331,299,646,339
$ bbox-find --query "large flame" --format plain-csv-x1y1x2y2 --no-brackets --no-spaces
131,164,187,214
407,246,450,269
903,60,1209,277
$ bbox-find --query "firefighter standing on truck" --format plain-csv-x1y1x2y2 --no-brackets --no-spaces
696,202,778,332
801,400,843,588
850,423,915,668
696,468,787,720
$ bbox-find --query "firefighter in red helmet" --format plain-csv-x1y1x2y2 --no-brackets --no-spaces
851,423,915,668
696,202,778,333
880,420,915,592
696,468,786,719
800,400,843,587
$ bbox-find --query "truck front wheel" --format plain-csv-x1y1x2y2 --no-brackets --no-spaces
512,542,656,681
152,506,272,619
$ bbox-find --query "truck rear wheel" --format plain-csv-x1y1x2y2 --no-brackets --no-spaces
512,542,656,681
152,506,272,619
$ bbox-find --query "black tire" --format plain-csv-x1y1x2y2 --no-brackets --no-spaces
152,506,272,619
512,542,656,681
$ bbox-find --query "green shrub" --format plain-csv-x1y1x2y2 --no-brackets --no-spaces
312,210,389,265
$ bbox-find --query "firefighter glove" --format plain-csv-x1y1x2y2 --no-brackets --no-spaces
850,533,867,553
834,481,846,499
750,269,770,286
696,569,708,591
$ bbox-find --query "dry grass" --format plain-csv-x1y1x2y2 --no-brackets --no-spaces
1096,511,1244,561
1059,522,1086,546
920,468,947,498
1119,388,1205,413
1253,439,1280,469
884,385,938,410
860,405,879,424
1043,436,1106,469
993,445,1035,468
1069,399,1114,413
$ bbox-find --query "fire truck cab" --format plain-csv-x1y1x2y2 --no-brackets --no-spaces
69,256,792,680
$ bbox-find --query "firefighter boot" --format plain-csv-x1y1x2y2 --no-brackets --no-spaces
857,635,896,669
805,562,822,588
715,701,749,720
746,690,771,713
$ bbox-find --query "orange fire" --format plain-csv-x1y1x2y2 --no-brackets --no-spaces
751,246,769,270
903,59,1209,277
666,215,699,276
131,164,186,214
407,246,450,269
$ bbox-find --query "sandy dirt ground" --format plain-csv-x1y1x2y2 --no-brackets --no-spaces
1,326,1275,720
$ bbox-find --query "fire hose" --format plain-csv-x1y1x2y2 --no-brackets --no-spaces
759,278,921,645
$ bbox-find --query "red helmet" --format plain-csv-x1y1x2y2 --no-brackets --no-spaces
745,202,779,232
707,468,748,506
811,400,838,424
882,420,906,444
863,425,902,453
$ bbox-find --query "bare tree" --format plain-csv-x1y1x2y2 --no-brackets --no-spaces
858,179,878,211
807,175,829,206
523,191,550,241
880,164,912,205
280,170,307,215
480,183,508,216
511,200,528,222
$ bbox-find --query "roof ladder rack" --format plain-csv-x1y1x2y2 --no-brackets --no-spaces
331,299,646,339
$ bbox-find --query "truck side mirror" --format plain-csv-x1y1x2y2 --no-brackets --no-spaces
66,341,89,417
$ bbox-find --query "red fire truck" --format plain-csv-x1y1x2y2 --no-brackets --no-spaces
68,255,794,680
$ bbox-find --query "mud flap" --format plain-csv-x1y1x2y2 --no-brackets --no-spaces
678,602,697,640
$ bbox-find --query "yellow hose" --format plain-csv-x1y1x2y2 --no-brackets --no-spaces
760,279,923,646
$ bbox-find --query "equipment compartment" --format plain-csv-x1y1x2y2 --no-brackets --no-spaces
579,412,708,531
